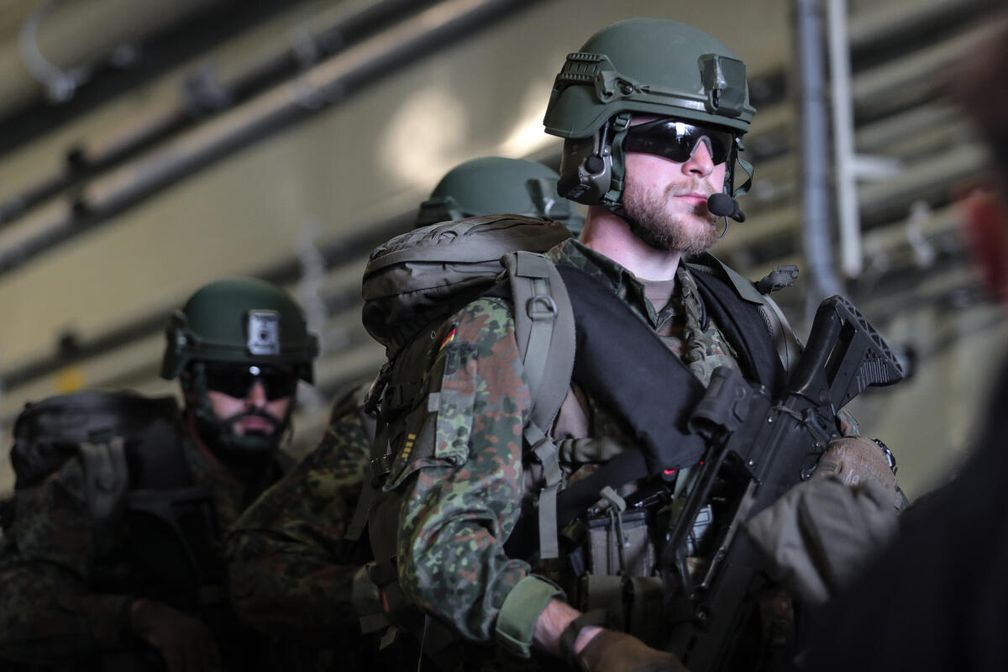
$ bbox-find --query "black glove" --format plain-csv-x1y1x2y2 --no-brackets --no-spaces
128,599,221,672
576,629,687,672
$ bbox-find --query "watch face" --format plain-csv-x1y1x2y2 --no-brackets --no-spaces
247,310,280,356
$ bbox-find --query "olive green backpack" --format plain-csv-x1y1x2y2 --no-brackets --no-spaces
349,215,576,562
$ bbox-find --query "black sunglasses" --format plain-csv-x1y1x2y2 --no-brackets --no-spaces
202,363,299,401
624,119,736,166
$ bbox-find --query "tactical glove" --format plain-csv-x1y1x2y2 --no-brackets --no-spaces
813,436,902,510
128,599,221,672
576,629,687,672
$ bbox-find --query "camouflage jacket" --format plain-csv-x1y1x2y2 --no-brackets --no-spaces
393,239,760,656
224,382,376,645
0,417,277,665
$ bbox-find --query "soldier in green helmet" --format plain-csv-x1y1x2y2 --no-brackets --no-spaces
0,278,317,672
360,18,902,672
222,156,581,668
416,156,585,234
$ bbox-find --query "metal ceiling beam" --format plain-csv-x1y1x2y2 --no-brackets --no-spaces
0,0,440,227
0,0,536,278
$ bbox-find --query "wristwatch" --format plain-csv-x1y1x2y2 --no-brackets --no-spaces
872,438,898,474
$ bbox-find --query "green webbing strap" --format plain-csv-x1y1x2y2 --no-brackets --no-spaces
346,480,375,543
599,486,628,574
503,251,575,562
525,275,554,396
347,407,394,543
502,251,576,435
495,575,565,659
527,422,562,560
78,437,128,525
505,253,557,408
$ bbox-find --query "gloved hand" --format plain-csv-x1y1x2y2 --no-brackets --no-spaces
128,599,221,672
576,629,687,672
813,437,902,510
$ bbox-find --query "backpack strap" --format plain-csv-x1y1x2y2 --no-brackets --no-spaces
502,251,576,560
503,251,575,433
78,436,129,528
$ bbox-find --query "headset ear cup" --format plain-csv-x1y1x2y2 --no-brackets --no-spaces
559,152,612,205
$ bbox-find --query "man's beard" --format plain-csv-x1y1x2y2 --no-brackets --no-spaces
193,406,286,460
623,179,719,254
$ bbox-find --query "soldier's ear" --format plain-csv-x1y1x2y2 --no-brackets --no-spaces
960,187,1008,302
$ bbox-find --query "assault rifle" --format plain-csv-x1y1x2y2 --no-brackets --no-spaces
661,295,904,671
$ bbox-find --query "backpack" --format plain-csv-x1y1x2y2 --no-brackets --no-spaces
343,215,576,664
3,389,189,534
360,214,577,457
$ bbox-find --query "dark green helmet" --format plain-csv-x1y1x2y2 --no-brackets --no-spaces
161,278,318,383
415,157,584,234
542,19,756,209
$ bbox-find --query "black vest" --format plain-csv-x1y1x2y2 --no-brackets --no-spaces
507,256,786,556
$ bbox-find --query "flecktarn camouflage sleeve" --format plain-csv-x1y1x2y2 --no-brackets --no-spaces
0,460,131,662
225,399,375,642
396,297,537,644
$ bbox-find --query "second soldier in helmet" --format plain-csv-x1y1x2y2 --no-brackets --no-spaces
223,157,579,664
0,279,317,672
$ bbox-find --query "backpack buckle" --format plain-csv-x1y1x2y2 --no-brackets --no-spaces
527,295,558,321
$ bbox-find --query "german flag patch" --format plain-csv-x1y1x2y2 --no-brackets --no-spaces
438,327,457,352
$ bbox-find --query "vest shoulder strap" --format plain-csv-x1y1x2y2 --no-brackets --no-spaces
688,255,787,394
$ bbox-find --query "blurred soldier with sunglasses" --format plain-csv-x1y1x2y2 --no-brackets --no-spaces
0,278,317,672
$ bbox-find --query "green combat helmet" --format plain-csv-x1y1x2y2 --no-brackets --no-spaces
542,18,756,214
161,278,319,453
415,156,585,235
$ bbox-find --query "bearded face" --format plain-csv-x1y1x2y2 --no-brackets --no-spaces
620,139,728,254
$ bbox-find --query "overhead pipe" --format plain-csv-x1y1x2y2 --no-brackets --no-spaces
0,0,535,278
0,0,221,118
0,0,442,227
827,0,904,279
846,0,1000,53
